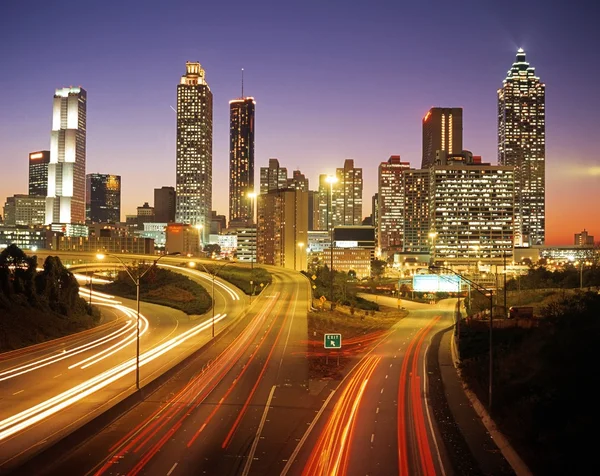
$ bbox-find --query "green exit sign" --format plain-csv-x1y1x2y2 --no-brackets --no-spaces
324,333,342,349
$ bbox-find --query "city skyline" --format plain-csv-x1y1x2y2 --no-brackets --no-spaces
1,1,599,244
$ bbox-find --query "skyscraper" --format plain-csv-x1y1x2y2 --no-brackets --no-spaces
403,169,430,253
176,62,213,240
259,158,288,194
86,173,121,223
378,155,410,255
498,49,545,246
29,151,50,197
229,96,255,225
288,170,309,191
46,87,87,224
332,159,363,227
421,107,463,169
154,186,176,223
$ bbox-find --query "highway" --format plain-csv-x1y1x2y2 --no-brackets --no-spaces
0,263,245,474
286,296,456,476
19,266,320,476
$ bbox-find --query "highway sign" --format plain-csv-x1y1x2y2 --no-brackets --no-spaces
324,333,342,349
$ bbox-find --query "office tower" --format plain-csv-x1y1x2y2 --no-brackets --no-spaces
154,186,176,223
288,170,309,191
332,159,362,227
378,156,410,255
574,229,594,246
259,158,288,194
307,190,320,231
498,48,545,246
210,210,227,234
86,174,121,223
3,195,46,226
46,87,87,224
229,97,255,225
317,174,329,231
421,107,463,169
403,169,430,253
371,193,378,229
430,151,514,260
29,151,50,196
257,189,308,270
175,62,213,240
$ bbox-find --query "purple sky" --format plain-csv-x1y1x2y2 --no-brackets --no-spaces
1,0,599,245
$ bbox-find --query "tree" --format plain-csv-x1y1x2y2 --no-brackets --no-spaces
371,259,386,280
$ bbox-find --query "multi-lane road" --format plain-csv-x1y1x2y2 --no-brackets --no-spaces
0,263,245,474
2,256,511,475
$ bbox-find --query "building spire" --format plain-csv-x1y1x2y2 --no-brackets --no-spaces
241,68,244,98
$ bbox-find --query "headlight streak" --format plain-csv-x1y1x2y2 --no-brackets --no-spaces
0,317,135,382
0,313,228,442
158,264,241,301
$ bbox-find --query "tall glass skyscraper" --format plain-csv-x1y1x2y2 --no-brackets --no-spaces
29,150,50,197
229,97,255,225
86,173,121,223
175,62,213,239
498,49,545,246
421,107,463,169
46,87,87,224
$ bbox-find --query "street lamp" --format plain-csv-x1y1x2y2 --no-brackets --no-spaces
190,261,233,338
430,264,495,410
96,251,181,390
326,175,338,306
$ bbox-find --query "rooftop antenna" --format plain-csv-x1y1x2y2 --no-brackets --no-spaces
241,68,244,98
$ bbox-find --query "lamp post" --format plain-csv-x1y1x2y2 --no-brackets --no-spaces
326,175,338,306
430,264,494,410
190,261,233,338
96,251,180,390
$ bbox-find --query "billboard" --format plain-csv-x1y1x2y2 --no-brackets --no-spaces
413,274,460,292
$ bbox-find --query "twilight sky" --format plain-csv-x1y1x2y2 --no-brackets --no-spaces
1,0,598,245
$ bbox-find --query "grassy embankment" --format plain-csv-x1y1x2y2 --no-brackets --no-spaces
201,264,272,296
307,301,407,379
458,290,600,474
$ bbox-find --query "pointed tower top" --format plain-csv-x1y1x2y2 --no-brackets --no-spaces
517,47,524,53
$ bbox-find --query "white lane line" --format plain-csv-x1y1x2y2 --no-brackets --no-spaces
385,374,388,379
380,388,384,394
423,341,447,476
376,407,379,414
167,462,178,476
53,374,62,379
12,390,24,396
280,389,336,476
371,433,375,443
241,385,276,476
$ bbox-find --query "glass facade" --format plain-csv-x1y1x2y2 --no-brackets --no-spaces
498,49,545,246
86,173,121,223
28,151,50,197
229,98,255,225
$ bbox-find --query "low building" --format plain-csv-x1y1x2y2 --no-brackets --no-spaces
217,233,237,257
137,223,167,250
322,247,372,278
333,226,376,259
0,225,56,251
236,227,256,263
54,235,154,254
165,223,200,255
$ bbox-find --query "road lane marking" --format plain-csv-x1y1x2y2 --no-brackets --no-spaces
380,388,384,394
12,390,24,396
385,374,388,379
241,385,276,476
376,407,379,414
423,341,447,476
371,433,375,443
53,374,62,378
167,462,178,476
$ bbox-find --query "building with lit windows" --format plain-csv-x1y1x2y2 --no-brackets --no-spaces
175,62,213,241
498,49,545,246
332,159,362,227
86,174,121,223
236,227,257,263
402,169,430,253
287,170,309,191
229,97,255,226
257,189,308,270
574,229,594,246
29,151,50,197
46,87,87,225
378,156,410,255
317,174,329,231
430,151,514,261
0,225,56,251
259,158,288,195
421,107,463,169
3,195,46,226
154,186,176,223
166,223,201,255
322,248,372,279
